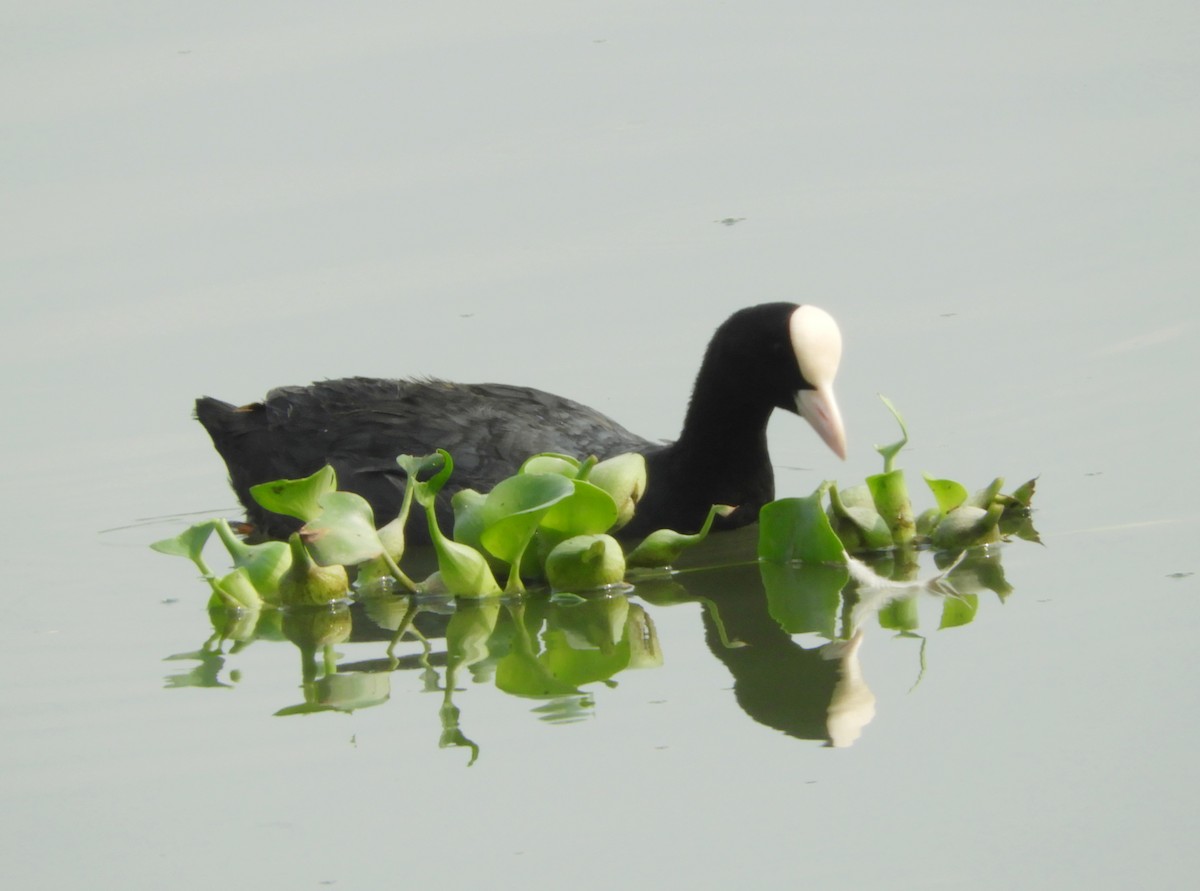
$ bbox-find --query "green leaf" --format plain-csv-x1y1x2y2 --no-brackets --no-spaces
626,504,723,567
478,473,575,592
278,533,350,607
544,534,626,591
212,518,291,600
151,520,219,580
519,453,581,477
397,450,453,508
866,469,916,544
416,469,503,596
479,474,575,563
249,465,338,522
586,453,647,530
431,531,503,598
930,503,1004,550
923,474,969,514
828,483,893,550
874,394,909,473
451,488,488,549
539,480,620,537
758,488,847,565
299,491,385,567
1008,477,1038,507
965,477,1005,509
209,566,262,610
150,520,215,564
915,507,942,536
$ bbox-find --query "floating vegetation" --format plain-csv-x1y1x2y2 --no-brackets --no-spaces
156,396,1040,755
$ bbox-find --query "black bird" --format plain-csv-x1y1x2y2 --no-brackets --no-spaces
195,302,846,541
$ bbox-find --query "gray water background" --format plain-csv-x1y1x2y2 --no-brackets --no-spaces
4,3,1198,889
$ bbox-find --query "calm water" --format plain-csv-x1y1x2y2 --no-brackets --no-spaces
5,3,1198,889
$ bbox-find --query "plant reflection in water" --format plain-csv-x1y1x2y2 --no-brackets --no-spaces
165,540,1023,760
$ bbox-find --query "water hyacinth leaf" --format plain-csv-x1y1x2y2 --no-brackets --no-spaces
828,483,893,550
451,488,488,549
249,464,338,523
758,489,846,565
1009,477,1038,508
1000,509,1042,545
479,473,575,592
965,477,1005,510
544,534,626,591
299,491,384,567
930,503,1004,550
376,513,409,559
150,520,216,573
278,533,350,607
923,474,969,515
760,562,847,637
478,474,575,563
939,593,979,629
416,471,501,597
397,450,453,508
210,566,262,611
915,507,942,536
874,394,909,473
431,529,502,598
376,457,421,562
519,453,580,478
866,469,916,544
212,518,291,599
587,453,647,530
839,484,876,511
539,479,619,536
207,600,262,643
627,504,724,568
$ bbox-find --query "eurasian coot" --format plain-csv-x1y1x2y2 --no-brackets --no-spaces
196,302,846,541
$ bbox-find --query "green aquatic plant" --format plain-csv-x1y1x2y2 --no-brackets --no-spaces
544,534,627,591
626,503,724,567
476,472,575,593
758,395,1038,563
759,486,847,565
398,450,503,598
211,518,291,600
278,533,350,606
249,464,338,523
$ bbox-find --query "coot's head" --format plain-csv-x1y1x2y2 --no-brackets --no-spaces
697,302,846,459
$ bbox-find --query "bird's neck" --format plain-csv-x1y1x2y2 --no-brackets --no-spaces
671,362,776,479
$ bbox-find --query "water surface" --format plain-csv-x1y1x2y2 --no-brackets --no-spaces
4,3,1198,889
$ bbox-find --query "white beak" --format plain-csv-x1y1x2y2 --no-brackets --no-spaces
796,386,847,460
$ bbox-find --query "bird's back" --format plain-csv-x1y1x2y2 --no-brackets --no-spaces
196,377,654,537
